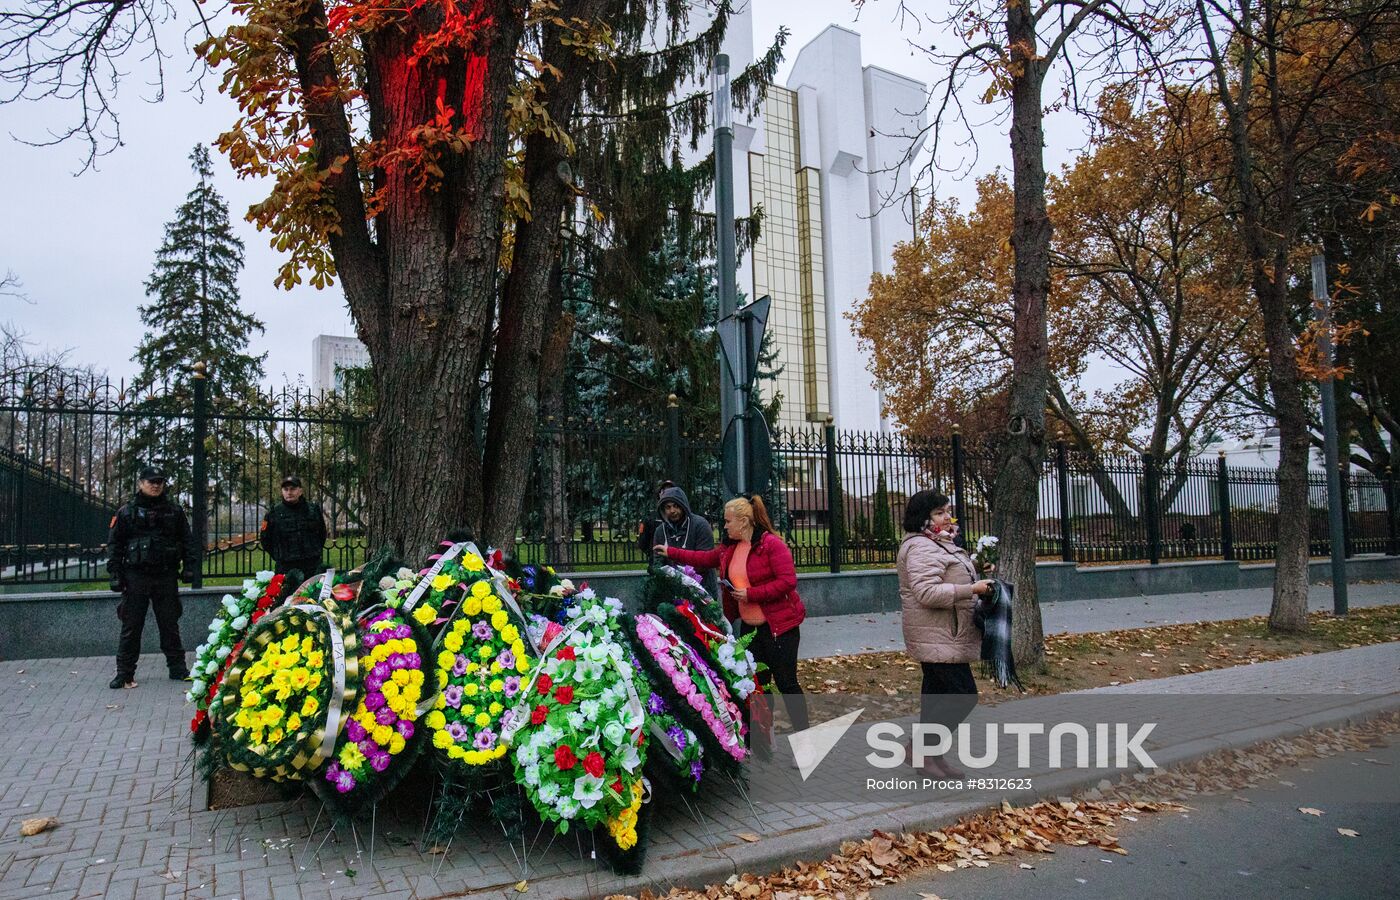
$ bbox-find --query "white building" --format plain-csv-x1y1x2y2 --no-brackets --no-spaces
311,334,370,394
683,9,928,434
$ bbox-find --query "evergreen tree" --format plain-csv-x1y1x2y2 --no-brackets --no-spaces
128,144,265,493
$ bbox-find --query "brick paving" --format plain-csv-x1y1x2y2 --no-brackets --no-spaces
1,625,1397,899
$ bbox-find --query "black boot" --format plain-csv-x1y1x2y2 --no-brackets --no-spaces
109,675,136,689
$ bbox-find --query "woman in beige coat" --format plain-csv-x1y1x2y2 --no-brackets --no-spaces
897,489,993,776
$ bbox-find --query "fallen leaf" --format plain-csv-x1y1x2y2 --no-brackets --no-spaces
1298,807,1324,816
935,863,956,872
1337,828,1360,837
19,817,58,837
1019,863,1035,869
735,832,761,843
515,879,530,892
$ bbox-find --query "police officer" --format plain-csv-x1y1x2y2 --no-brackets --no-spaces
107,466,199,689
261,475,328,580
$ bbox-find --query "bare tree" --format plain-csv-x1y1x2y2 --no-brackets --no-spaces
863,0,1181,668
1188,0,1400,631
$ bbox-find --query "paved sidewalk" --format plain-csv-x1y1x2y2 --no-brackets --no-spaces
1,640,1396,900
801,581,1400,659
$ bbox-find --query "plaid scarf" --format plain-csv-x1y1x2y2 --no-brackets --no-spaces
973,580,1024,691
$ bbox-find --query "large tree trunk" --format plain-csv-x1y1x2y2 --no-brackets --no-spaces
480,3,608,550
1201,0,1310,632
1258,252,1312,631
290,0,524,561
994,6,1050,670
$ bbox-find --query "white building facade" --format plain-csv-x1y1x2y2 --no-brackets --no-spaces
311,334,370,394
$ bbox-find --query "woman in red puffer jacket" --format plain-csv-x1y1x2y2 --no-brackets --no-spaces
657,494,808,732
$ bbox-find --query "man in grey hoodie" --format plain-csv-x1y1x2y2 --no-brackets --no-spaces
638,483,715,554
638,483,718,596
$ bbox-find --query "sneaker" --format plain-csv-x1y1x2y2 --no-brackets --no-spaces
169,668,190,681
109,675,137,689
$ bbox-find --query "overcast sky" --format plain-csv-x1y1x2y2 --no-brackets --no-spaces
1,0,1091,388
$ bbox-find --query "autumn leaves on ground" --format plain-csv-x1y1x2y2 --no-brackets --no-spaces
799,604,1400,703
605,714,1400,900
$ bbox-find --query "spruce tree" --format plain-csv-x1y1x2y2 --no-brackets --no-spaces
128,144,265,492
873,469,895,546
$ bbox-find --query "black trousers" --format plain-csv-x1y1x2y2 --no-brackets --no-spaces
742,622,809,733
275,557,323,580
918,662,978,753
115,572,184,677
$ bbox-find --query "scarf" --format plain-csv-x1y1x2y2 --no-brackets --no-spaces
973,580,1024,691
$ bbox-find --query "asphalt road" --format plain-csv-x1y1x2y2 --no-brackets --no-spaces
872,731,1400,900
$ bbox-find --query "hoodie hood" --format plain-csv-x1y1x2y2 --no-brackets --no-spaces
657,486,693,518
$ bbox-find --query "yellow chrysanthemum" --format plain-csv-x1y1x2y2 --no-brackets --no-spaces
442,632,463,652
425,710,446,730
489,678,504,693
339,742,366,769
372,724,393,746
501,624,519,644
433,730,454,750
490,610,509,630
482,595,502,615
413,604,437,626
431,573,454,592
388,733,406,755
477,644,494,660
488,701,503,715
463,553,486,572
474,712,491,728
463,682,480,697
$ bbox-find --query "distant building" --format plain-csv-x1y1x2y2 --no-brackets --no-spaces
682,10,928,434
312,334,370,394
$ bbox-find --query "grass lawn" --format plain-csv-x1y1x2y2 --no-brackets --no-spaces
799,604,1400,703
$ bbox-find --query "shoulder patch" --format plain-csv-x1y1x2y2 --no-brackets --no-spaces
109,515,117,528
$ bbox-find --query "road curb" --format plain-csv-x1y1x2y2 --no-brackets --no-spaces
459,691,1400,899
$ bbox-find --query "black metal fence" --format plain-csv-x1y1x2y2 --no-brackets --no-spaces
3,371,1397,585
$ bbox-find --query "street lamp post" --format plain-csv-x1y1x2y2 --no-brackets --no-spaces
1312,254,1348,616
713,53,747,494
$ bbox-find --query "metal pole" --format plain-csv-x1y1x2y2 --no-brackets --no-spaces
825,417,842,573
1056,441,1073,563
950,427,968,549
1217,451,1235,562
1312,254,1347,615
191,362,209,590
666,394,681,484
714,53,746,494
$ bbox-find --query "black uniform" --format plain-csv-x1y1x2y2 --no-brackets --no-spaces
107,491,200,679
261,498,328,579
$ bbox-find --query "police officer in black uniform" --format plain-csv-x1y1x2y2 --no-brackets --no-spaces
261,475,328,580
107,466,199,689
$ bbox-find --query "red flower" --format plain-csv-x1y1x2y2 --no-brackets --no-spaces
582,751,605,778
554,745,578,770
332,583,357,602
190,711,207,733
556,646,576,662
554,685,574,706
490,549,504,570
536,673,553,695
611,779,623,794
530,704,549,725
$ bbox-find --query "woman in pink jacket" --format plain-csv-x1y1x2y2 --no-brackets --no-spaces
657,495,808,733
897,489,993,776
